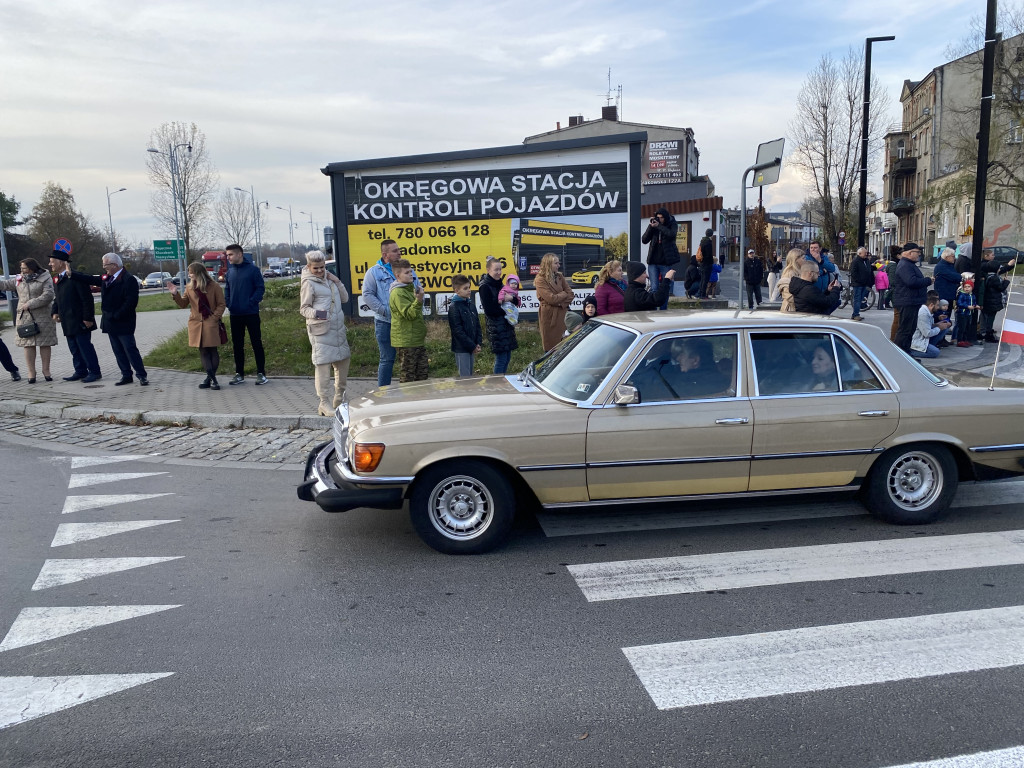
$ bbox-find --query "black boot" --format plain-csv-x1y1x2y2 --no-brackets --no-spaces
198,376,211,389
209,375,220,390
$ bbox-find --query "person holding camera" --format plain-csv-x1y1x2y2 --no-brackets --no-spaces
640,208,679,310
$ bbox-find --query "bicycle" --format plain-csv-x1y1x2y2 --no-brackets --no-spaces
839,284,877,311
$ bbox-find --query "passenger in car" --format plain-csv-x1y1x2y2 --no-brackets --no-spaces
804,343,840,392
663,337,731,399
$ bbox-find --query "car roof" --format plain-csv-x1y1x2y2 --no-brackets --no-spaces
598,310,881,335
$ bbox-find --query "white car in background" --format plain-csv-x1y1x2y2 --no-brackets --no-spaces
144,272,172,288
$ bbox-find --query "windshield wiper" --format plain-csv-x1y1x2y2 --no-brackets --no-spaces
519,361,536,383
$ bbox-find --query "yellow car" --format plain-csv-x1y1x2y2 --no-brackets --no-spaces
570,265,603,286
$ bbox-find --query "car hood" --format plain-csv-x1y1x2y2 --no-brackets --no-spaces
348,375,560,433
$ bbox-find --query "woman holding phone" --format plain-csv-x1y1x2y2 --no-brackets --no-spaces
299,250,351,416
168,261,226,389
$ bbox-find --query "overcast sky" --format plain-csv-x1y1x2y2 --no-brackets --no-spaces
0,0,984,250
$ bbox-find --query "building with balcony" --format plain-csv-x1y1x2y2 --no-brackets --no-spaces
882,32,1023,256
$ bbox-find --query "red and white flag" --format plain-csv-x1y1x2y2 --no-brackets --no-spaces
1001,272,1024,346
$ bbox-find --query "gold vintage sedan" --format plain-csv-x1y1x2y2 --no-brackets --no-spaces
297,312,1024,554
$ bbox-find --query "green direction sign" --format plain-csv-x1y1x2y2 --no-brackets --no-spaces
153,239,185,261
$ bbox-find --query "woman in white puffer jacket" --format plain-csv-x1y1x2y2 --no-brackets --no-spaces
299,251,351,416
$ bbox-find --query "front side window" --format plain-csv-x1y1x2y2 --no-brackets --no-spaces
624,334,738,403
530,321,637,402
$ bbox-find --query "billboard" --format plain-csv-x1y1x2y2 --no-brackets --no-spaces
325,135,643,316
644,139,684,185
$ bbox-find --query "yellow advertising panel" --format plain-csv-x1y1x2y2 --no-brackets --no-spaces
349,219,513,293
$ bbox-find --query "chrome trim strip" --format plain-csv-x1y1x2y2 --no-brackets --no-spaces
543,484,861,510
750,389,896,401
752,448,883,460
517,463,588,472
969,443,1024,454
587,455,750,468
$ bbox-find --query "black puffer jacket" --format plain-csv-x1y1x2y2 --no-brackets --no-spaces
789,276,841,315
623,262,671,311
850,256,875,288
641,208,680,266
478,273,518,353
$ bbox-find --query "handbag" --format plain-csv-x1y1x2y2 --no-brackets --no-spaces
16,309,40,338
218,320,228,345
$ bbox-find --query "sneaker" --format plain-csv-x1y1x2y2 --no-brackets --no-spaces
228,374,245,385
852,316,863,322
957,341,972,348
254,373,268,385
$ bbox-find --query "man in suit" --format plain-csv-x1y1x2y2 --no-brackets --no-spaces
49,248,102,382
72,253,148,386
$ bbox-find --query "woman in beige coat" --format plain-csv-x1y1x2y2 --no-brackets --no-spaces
168,261,226,389
0,258,58,383
534,252,574,351
299,251,351,417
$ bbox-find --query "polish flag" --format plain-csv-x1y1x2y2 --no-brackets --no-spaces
1002,274,1024,346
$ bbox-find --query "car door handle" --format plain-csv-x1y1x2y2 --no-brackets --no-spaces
858,410,890,417
715,417,749,425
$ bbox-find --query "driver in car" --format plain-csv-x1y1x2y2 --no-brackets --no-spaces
662,337,731,399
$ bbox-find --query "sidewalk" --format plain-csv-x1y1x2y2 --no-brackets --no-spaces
0,309,379,430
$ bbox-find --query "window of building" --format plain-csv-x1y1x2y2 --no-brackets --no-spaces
1010,118,1023,144
896,139,905,159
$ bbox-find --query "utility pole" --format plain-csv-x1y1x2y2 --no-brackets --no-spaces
971,0,999,275
858,35,895,248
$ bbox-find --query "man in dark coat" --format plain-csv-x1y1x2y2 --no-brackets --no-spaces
744,249,765,308
71,252,147,385
623,261,674,312
891,242,933,353
977,249,1017,342
49,248,101,382
849,247,875,321
933,248,961,308
224,244,268,385
789,261,841,315
640,208,680,310
698,228,715,298
478,257,517,374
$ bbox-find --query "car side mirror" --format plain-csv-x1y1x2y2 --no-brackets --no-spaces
613,384,639,406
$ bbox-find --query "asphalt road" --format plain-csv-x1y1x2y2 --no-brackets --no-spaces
2,436,1024,767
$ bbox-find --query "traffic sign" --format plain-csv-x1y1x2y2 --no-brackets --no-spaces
153,239,184,261
838,237,846,246
963,226,974,236
838,231,846,239
752,138,785,187
53,238,73,255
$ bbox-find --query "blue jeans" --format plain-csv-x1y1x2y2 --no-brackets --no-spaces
454,352,475,377
912,343,940,358
648,263,673,310
374,319,396,386
493,351,511,374
852,286,869,318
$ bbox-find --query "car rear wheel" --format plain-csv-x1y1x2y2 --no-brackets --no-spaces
864,444,957,525
409,460,515,554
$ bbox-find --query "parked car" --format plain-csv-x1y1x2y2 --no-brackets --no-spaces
91,274,144,293
263,267,281,278
570,264,603,286
144,271,173,288
170,270,190,286
990,246,1021,266
298,311,1024,554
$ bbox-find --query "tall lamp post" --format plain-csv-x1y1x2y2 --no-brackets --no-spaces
276,205,295,260
106,186,127,252
857,35,896,248
299,211,317,249
147,143,191,282
234,186,267,269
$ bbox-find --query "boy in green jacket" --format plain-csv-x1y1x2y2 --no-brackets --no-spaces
388,259,428,382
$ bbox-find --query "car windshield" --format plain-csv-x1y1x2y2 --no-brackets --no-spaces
529,321,638,402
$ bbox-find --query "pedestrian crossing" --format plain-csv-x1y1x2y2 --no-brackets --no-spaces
557,482,1024,763
0,455,180,731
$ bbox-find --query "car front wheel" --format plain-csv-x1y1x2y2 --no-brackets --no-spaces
409,460,515,554
864,444,957,525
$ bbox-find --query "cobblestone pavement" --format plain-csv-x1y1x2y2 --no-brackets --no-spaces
0,415,327,468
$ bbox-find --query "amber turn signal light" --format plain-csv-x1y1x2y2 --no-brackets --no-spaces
352,443,386,473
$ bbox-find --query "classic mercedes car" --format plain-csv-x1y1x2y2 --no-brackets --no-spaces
297,312,1024,554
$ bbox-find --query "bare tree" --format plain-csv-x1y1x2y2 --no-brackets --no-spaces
145,121,219,257
921,13,1024,219
214,188,256,248
789,48,891,251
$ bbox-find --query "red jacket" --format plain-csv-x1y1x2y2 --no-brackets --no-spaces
595,280,625,315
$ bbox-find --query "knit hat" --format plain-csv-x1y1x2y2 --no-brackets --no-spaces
625,261,647,282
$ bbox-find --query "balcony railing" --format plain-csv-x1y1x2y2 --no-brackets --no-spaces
891,157,917,175
889,197,916,214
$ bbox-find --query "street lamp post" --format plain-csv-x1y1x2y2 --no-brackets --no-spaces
857,35,896,248
147,143,191,282
234,186,267,269
276,205,295,260
105,186,127,252
299,211,316,249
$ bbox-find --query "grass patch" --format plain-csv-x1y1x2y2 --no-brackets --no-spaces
136,292,182,312
144,279,545,378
